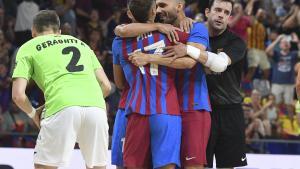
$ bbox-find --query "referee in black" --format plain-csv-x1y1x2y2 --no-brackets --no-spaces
203,0,248,168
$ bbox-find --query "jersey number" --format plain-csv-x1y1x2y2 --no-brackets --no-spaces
137,40,165,76
62,46,84,72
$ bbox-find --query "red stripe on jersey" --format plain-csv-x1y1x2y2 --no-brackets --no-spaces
124,39,138,111
135,73,143,113
142,37,151,115
131,39,143,114
118,83,129,109
166,67,180,114
177,71,184,111
153,33,162,113
188,67,197,110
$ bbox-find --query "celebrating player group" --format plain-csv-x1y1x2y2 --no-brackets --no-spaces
12,0,248,169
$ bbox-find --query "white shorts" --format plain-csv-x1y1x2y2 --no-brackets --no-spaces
247,48,271,70
271,84,295,105
34,106,109,168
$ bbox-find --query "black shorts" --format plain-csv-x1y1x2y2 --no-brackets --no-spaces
206,104,247,168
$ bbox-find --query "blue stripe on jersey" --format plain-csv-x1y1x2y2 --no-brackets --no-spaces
159,34,167,114
148,35,157,114
125,39,139,111
118,39,134,115
183,69,190,110
137,39,146,115
193,65,201,109
160,66,167,114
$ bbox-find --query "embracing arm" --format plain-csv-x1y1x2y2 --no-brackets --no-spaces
148,54,196,69
115,23,159,37
115,23,180,42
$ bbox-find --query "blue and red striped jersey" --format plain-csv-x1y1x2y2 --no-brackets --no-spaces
112,31,189,115
112,44,130,110
118,84,129,109
177,22,211,112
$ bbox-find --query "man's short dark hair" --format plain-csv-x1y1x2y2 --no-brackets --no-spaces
208,0,234,9
33,10,60,33
127,0,155,23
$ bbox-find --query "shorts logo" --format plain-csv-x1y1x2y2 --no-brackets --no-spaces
185,157,196,161
241,157,247,162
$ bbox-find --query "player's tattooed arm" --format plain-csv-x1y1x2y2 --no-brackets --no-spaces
129,51,196,69
114,23,180,42
95,67,112,98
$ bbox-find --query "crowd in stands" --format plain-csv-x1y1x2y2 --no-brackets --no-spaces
0,0,300,153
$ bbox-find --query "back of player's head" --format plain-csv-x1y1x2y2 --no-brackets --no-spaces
33,10,60,33
127,0,155,23
208,0,234,10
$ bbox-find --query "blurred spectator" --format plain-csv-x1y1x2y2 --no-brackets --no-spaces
1,103,34,133
295,100,300,128
266,28,280,47
88,28,107,62
278,110,300,138
61,22,72,35
87,9,104,35
281,0,300,30
75,0,92,27
0,107,3,131
184,0,199,19
244,104,266,143
0,63,10,112
14,0,39,47
0,0,4,29
194,13,204,22
229,2,251,41
265,94,280,135
55,0,76,35
266,34,299,118
106,7,121,48
0,29,11,64
3,16,16,43
246,8,271,96
250,90,272,136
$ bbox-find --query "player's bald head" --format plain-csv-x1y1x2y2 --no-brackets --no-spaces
33,10,60,34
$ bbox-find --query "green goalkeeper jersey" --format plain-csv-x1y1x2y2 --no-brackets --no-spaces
12,34,106,118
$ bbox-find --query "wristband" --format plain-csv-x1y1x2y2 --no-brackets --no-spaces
28,107,36,118
186,45,201,60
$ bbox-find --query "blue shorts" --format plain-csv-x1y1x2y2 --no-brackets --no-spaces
124,113,182,168
111,109,127,166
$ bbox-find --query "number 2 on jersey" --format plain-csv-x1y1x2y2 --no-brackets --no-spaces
62,46,84,72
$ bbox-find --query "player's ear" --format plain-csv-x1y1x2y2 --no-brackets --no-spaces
177,2,184,12
31,26,37,38
151,5,156,17
205,8,210,18
127,10,135,22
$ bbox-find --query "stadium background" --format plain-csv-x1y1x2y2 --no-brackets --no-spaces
0,0,300,156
